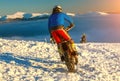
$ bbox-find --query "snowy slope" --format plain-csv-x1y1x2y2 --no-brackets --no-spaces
0,38,120,81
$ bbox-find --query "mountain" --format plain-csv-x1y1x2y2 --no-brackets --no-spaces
80,11,109,17
0,12,76,23
0,11,109,20
7,12,25,19
0,12,50,22
0,11,110,23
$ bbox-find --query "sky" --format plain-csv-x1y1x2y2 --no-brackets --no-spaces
0,0,120,16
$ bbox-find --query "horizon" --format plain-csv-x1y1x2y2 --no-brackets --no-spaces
0,0,120,16
0,11,120,17
1,11,120,22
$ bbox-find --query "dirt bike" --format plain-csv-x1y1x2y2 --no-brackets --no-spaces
59,40,78,72
51,26,78,72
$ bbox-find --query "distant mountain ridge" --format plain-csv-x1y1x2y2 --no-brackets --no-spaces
81,11,109,16
0,11,110,23
0,12,50,22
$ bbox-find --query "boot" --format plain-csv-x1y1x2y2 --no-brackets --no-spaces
57,44,65,62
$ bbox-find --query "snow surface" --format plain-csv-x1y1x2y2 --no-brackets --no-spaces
0,38,120,81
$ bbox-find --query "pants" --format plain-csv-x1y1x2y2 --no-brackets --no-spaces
51,28,77,57
51,29,71,44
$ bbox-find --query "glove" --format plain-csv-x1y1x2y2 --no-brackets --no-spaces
65,23,74,31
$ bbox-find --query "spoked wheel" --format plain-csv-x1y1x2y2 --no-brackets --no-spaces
65,53,75,72
61,41,78,72
64,52,75,72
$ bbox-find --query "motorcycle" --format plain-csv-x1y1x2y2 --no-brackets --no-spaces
51,26,78,72
60,40,78,72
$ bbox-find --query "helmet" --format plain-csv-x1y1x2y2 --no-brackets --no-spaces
53,5,62,13
53,5,62,10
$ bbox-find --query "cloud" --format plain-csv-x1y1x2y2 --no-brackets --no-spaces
81,11,109,17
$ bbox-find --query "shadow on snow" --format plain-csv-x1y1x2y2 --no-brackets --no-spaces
0,53,61,72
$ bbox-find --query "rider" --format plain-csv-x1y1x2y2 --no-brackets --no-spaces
48,5,77,61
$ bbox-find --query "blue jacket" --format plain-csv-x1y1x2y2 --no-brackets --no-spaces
48,12,73,32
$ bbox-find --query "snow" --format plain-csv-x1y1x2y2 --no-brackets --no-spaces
0,38,120,81
7,12,25,19
79,11,109,17
96,12,109,15
30,13,41,17
66,13,76,16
